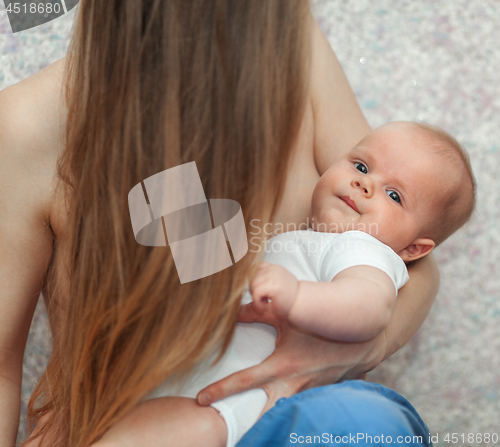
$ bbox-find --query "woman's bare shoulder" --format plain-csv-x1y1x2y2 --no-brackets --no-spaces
309,17,371,175
0,58,67,231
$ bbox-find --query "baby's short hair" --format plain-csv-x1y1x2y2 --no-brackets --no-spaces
412,122,476,246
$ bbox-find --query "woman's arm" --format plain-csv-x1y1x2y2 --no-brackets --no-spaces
383,253,439,360
197,254,438,413
310,15,372,174
0,86,55,446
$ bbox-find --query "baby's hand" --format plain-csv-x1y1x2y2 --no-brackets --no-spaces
250,262,299,317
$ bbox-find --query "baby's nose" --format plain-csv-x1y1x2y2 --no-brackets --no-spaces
351,178,373,197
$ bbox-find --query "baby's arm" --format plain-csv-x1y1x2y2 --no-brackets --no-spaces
251,262,396,342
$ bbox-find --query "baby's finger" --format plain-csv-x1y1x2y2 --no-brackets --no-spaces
252,292,271,311
249,274,269,292
251,283,274,305
258,261,272,269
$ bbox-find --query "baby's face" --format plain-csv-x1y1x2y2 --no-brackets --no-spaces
311,122,450,253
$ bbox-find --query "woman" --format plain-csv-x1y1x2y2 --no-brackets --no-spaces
0,1,437,446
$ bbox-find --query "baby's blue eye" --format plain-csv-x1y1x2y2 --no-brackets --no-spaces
387,190,401,204
354,163,367,174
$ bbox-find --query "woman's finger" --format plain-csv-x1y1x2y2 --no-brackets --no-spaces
238,303,286,343
258,379,301,417
197,364,271,405
237,302,264,323
237,302,281,327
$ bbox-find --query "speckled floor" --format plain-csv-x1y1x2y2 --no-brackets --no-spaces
1,1,499,446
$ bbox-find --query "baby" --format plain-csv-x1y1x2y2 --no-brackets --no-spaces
100,121,475,447
250,120,476,342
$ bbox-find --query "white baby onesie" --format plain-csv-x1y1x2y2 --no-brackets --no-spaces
142,230,409,447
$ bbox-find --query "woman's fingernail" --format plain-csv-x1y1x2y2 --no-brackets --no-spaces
198,393,211,405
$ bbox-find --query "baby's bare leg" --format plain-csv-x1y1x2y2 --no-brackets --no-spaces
91,396,227,447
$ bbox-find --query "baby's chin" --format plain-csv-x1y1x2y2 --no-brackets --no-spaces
309,215,329,232
310,219,352,234
310,221,323,232
310,206,364,233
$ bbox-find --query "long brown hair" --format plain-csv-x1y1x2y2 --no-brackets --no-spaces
24,1,311,445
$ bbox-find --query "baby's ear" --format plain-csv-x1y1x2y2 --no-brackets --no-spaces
397,238,435,262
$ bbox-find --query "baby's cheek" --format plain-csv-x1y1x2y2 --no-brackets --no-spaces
364,220,391,244
376,221,409,252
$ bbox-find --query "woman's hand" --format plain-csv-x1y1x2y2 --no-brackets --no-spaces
197,302,387,415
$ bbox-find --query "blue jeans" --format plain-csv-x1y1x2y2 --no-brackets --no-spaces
236,380,431,446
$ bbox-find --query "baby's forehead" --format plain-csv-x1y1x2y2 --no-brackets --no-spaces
403,150,463,210
371,121,431,142
352,125,437,160
358,128,461,194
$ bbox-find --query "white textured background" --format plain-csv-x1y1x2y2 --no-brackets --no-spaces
1,1,499,445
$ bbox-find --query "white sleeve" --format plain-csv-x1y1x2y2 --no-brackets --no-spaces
318,231,409,295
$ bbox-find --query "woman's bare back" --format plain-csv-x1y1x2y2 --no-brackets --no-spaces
5,16,370,338
0,15,371,445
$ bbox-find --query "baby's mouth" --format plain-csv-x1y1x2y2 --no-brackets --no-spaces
339,196,360,213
